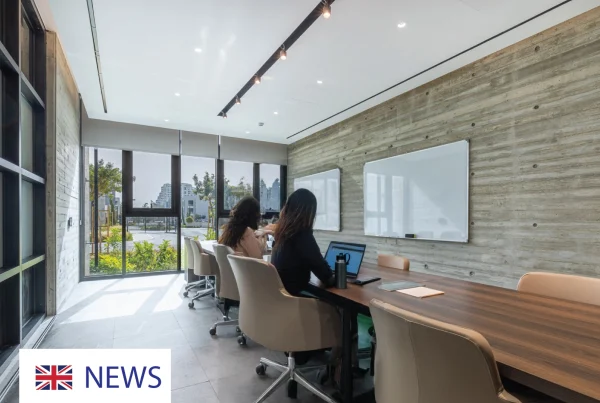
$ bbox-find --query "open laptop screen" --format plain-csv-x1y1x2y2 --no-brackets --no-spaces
324,242,366,277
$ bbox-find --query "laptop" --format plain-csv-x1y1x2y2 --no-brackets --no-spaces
324,241,367,278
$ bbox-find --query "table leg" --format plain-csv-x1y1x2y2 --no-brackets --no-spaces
341,307,354,403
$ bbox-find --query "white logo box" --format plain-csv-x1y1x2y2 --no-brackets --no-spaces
20,349,171,403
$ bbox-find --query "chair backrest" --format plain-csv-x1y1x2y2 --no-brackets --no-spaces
370,299,518,403
191,239,217,276
213,244,239,301
517,272,600,306
377,254,410,271
228,254,340,352
184,237,194,271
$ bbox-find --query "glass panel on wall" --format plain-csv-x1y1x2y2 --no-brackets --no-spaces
21,180,33,260
133,151,171,208
224,160,253,211
260,164,280,216
125,217,178,273
86,147,123,277
20,96,33,172
181,157,216,245
20,15,33,83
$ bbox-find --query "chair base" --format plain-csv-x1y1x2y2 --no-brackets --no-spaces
254,355,336,403
188,282,215,308
183,279,206,297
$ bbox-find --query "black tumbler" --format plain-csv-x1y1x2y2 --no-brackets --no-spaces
335,253,349,289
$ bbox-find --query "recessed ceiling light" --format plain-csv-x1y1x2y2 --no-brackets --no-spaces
164,119,170,122
274,111,278,115
397,21,407,28
317,80,323,84
194,48,202,53
174,92,180,97
245,131,250,134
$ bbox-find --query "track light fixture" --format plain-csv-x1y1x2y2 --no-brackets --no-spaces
221,112,227,119
279,46,287,60
322,0,331,18
235,96,241,105
254,75,261,85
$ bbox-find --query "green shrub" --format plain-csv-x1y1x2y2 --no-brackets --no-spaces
129,240,155,271
186,215,194,224
95,253,133,274
156,240,177,270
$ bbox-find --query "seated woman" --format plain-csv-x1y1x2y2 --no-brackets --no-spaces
218,196,265,259
271,188,335,296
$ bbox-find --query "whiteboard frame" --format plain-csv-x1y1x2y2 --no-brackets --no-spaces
363,140,469,243
293,168,341,232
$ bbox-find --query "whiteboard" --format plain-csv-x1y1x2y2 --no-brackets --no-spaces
294,168,340,231
364,140,469,242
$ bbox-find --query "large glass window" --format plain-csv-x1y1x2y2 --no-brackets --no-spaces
132,151,171,208
224,160,253,211
260,164,281,215
124,216,178,273
86,147,123,277
181,157,216,242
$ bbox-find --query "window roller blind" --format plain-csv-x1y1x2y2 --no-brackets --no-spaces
181,131,218,158
220,136,287,165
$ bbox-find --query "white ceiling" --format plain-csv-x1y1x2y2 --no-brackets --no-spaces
41,0,599,144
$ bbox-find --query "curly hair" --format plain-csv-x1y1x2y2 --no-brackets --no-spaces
218,196,261,248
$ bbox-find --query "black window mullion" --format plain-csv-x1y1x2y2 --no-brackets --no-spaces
280,165,287,210
253,163,260,202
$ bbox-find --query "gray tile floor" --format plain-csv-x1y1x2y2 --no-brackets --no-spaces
2,274,336,403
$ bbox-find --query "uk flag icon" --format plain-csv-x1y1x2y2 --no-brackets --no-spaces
35,365,73,390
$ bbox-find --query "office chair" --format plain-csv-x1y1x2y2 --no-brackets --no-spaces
367,254,412,376
188,239,219,309
517,272,600,306
377,254,410,271
209,244,245,345
228,255,341,403
183,237,206,297
370,299,521,403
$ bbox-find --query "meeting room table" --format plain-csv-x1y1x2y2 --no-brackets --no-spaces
308,263,600,403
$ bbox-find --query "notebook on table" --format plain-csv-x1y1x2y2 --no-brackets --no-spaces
397,287,444,298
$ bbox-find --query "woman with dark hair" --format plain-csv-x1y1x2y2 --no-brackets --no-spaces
218,196,265,259
272,188,335,295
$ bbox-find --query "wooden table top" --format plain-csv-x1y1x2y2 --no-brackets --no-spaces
310,264,600,402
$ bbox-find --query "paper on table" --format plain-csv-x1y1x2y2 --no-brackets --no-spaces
397,286,444,298
378,281,421,291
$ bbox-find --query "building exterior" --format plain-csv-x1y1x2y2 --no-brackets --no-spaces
155,183,195,208
260,178,280,213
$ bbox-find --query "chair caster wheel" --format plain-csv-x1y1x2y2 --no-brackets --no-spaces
287,379,297,399
237,335,246,346
188,302,194,309
236,326,241,333
255,363,266,376
209,327,216,336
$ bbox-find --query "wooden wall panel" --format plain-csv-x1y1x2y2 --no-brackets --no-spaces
288,7,600,289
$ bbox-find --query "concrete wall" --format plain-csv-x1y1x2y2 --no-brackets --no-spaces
288,8,600,289
46,32,81,314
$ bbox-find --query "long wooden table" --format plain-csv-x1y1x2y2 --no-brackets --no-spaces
308,264,600,403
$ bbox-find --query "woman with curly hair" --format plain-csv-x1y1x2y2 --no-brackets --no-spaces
218,196,266,258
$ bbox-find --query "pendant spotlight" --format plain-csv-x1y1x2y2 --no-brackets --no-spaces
221,112,227,119
279,45,287,60
254,75,261,85
322,0,331,18
235,96,241,105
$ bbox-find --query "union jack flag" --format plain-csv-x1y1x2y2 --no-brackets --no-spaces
35,365,73,391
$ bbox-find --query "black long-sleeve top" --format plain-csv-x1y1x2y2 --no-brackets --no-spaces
271,229,335,296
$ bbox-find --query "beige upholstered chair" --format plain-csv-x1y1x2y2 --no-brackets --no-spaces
188,239,218,309
209,244,244,343
370,299,520,403
183,237,205,297
517,272,600,306
377,254,410,271
228,254,341,403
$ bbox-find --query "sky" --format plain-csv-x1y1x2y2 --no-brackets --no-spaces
93,148,280,208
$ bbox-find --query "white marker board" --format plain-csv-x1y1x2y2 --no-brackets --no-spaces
294,168,340,231
364,140,469,242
